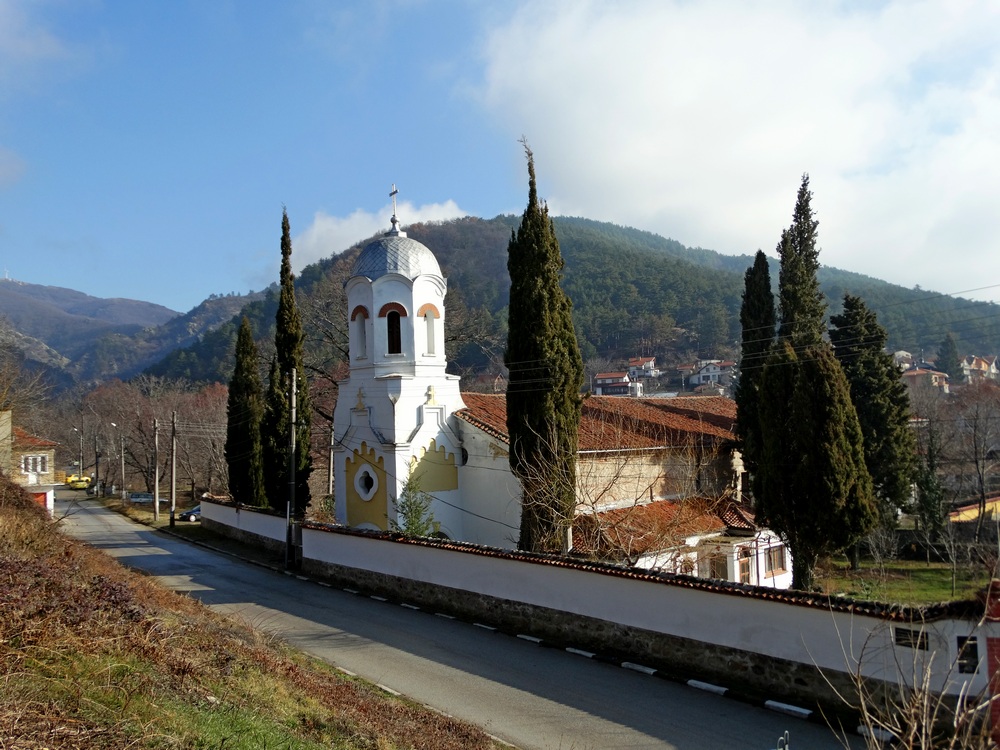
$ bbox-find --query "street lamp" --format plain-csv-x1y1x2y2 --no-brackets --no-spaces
111,422,126,500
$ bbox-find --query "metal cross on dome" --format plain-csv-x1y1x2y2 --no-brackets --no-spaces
390,184,399,219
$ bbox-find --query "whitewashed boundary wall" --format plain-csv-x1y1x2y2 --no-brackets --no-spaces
201,501,286,553
200,500,997,717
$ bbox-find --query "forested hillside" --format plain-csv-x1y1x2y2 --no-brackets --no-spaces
147,215,1000,385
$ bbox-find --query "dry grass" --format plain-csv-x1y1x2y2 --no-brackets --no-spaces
0,482,503,749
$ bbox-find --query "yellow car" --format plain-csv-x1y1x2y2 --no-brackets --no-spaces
68,478,91,489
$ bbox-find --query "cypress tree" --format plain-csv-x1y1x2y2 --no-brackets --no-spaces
777,174,825,347
830,294,916,524
937,333,963,383
261,356,286,510
505,142,584,553
734,250,775,485
225,317,266,506
262,209,313,515
755,177,876,589
757,343,876,589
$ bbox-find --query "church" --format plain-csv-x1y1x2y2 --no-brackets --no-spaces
331,199,791,588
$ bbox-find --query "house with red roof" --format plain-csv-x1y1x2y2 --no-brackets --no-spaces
0,411,59,514
331,208,791,589
592,371,641,396
901,366,950,396
627,356,661,379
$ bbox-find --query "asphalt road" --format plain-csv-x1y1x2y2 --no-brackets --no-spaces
57,496,857,750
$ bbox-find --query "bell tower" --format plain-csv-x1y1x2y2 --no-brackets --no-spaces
332,187,465,537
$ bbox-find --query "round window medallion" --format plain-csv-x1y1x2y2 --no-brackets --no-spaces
354,467,378,501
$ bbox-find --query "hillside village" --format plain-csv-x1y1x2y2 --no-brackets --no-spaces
8,201,1000,747
4,181,1000,749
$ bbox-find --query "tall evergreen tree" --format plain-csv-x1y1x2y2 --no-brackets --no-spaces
734,250,775,486
937,333,963,383
262,209,313,515
913,421,945,543
830,294,916,524
777,174,825,347
505,142,584,553
225,317,266,507
756,343,877,589
755,178,876,589
261,356,285,510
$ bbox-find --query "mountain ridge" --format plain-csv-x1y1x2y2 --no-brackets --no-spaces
4,215,998,389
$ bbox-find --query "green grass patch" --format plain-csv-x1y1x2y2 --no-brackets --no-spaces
817,556,989,605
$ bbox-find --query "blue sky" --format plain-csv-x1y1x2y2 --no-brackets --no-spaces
2,1,999,313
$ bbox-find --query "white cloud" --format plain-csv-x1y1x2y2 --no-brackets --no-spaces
0,0,70,91
476,0,1000,299
293,199,467,272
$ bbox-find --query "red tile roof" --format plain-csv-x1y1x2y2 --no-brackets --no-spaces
457,394,736,450
718,500,756,530
13,427,58,449
573,499,726,557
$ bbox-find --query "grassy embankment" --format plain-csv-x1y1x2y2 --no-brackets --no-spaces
1,483,503,749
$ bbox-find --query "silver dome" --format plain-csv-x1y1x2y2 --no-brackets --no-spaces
351,233,442,281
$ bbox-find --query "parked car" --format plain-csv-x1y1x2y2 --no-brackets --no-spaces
67,478,91,489
177,505,201,522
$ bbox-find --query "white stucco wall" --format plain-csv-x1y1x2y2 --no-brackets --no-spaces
301,526,993,698
453,422,521,548
202,501,286,543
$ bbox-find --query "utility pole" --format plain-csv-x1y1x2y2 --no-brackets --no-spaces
120,434,126,500
285,369,297,571
153,418,160,523
111,422,126,500
170,411,177,528
94,437,101,497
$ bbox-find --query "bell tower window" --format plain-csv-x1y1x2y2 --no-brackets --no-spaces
350,306,369,360
379,303,408,356
387,312,402,354
417,303,440,357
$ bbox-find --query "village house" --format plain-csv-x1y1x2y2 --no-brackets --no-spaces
0,411,59,514
901,366,950,396
592,371,642,397
627,356,661,380
688,359,736,388
330,209,792,589
960,355,1000,385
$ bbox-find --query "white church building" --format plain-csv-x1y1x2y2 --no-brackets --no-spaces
331,202,791,588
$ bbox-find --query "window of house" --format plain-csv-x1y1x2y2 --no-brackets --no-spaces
21,455,47,473
709,556,727,580
739,556,751,584
764,546,786,577
894,627,928,651
387,311,402,354
957,636,979,673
